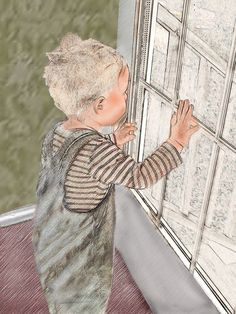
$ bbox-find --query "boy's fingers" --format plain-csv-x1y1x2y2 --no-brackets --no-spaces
181,99,191,118
188,124,201,135
177,100,184,121
120,122,132,130
170,113,177,126
125,124,138,131
125,123,137,129
190,115,198,123
128,129,135,135
128,134,136,141
190,119,198,127
122,134,136,142
193,124,201,133
187,103,193,114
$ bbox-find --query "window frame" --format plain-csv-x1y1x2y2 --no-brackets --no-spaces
126,1,236,313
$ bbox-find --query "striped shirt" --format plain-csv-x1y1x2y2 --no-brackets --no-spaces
52,124,183,213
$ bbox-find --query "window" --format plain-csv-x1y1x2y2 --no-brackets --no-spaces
128,0,236,312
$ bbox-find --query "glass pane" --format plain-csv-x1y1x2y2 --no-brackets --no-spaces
188,0,236,64
142,93,172,153
222,68,236,148
149,4,181,99
179,44,225,132
139,91,174,212
158,0,184,21
162,133,214,254
198,149,236,309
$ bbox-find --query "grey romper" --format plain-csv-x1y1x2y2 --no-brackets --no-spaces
32,121,116,314
32,119,183,314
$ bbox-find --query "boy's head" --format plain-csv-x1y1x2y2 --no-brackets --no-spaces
43,32,129,126
92,63,129,127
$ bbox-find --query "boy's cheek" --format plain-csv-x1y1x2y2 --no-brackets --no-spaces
109,93,121,105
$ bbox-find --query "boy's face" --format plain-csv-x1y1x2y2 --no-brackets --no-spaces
99,65,129,126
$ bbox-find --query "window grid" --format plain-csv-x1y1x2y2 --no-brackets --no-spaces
128,0,236,312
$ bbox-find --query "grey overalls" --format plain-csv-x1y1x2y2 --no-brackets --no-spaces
32,121,116,314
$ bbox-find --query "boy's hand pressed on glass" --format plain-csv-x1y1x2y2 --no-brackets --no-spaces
88,97,201,189
114,99,200,152
113,122,137,149
166,99,200,151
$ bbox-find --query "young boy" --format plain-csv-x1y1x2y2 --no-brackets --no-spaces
32,32,200,314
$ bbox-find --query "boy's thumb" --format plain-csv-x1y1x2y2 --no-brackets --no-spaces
128,134,136,141
188,124,200,135
170,112,177,125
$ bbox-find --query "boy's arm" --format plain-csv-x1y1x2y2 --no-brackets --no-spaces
88,137,183,190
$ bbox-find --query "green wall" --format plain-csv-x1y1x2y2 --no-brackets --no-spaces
0,0,119,214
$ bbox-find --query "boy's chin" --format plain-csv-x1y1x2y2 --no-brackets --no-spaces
102,114,127,128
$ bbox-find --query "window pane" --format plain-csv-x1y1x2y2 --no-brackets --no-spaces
163,133,214,254
188,0,236,64
222,68,236,148
139,91,173,212
158,0,184,21
198,148,236,308
142,92,172,154
136,0,236,309
179,44,225,132
148,4,181,99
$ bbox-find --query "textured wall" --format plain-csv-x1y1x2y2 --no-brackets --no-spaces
0,0,119,214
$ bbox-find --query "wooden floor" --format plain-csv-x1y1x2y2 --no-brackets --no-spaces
0,220,153,314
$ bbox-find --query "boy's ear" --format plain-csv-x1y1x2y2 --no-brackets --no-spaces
93,96,105,113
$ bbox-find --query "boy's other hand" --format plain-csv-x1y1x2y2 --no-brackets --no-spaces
114,122,137,149
168,99,201,149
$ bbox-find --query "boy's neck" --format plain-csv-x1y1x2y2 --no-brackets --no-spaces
63,115,103,131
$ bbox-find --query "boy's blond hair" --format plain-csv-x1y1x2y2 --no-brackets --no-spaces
42,32,127,117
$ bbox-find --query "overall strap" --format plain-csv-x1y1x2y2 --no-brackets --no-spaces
36,121,102,198
41,120,102,167
58,130,115,214
39,120,64,168
56,130,101,173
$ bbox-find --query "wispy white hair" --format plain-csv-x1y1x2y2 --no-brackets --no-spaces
42,32,127,117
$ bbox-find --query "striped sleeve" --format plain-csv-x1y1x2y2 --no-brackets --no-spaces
88,137,183,190
103,133,117,144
